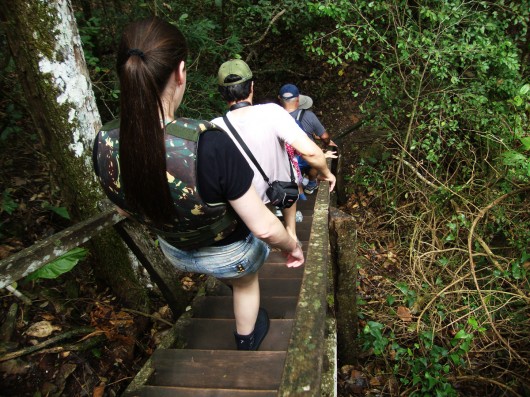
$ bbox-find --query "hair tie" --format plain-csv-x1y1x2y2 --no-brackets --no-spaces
127,48,145,59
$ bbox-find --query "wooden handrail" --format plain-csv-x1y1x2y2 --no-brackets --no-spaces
278,183,331,396
0,203,188,316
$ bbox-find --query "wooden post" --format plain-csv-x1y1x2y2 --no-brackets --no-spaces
329,208,359,364
114,221,190,319
334,148,348,206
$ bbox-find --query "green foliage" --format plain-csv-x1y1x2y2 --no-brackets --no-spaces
75,12,121,120
1,102,23,141
313,1,530,392
42,201,70,220
75,1,251,120
362,321,460,396
75,0,324,119
230,0,315,36
25,247,88,281
1,189,18,215
305,0,529,184
501,83,530,181
168,13,244,118
395,282,417,308
362,321,389,355
77,16,102,71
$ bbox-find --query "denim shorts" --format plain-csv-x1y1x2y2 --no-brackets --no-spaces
158,233,270,279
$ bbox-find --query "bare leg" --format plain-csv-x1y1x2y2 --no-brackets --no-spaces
281,203,298,242
231,272,260,335
304,168,319,194
307,167,318,182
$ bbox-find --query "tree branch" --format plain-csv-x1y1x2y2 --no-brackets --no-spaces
245,9,286,47
0,326,95,362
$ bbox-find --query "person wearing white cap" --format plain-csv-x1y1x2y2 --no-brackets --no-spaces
279,84,337,194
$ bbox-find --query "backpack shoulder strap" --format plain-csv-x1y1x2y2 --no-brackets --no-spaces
296,109,306,122
165,118,218,142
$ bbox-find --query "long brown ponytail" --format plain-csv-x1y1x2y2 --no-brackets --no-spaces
116,17,187,225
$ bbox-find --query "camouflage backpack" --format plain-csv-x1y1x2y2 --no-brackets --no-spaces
93,118,238,249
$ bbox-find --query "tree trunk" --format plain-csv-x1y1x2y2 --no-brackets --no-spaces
0,0,149,310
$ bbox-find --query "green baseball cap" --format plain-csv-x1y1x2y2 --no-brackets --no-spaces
218,59,253,86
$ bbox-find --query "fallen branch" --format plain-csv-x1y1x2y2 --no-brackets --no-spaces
467,186,530,368
121,308,174,327
38,334,106,355
0,326,95,362
5,285,32,305
392,154,438,189
451,375,523,397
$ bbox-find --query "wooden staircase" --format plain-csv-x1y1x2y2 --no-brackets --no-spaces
0,160,335,397
123,193,329,396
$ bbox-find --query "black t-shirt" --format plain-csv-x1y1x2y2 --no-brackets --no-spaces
197,129,254,245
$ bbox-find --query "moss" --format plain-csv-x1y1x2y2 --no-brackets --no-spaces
11,2,105,220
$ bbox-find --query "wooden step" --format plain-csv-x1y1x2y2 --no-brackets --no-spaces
270,213,314,222
192,296,298,319
269,240,308,251
211,278,302,297
258,263,304,279
265,246,309,266
182,319,293,350
149,350,286,390
128,385,277,396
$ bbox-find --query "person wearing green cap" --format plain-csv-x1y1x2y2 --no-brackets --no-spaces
212,59,336,244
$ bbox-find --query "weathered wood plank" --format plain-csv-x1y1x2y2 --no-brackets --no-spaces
125,385,277,397
0,208,123,289
258,263,305,278
291,226,311,241
149,350,286,390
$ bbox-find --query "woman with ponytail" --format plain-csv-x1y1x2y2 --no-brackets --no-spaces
93,16,304,350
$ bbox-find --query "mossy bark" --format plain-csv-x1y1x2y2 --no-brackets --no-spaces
0,0,149,310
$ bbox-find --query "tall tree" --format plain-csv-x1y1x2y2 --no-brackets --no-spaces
0,0,149,309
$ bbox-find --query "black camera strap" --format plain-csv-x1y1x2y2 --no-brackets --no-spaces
222,114,295,185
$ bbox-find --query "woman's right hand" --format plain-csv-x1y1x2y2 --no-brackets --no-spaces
284,243,304,268
230,185,305,268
